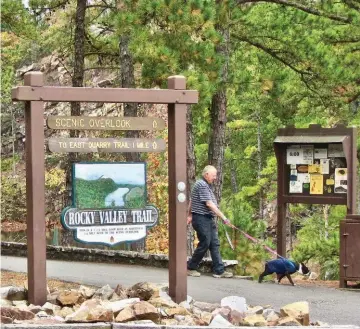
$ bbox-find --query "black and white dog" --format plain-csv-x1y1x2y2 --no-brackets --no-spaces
258,258,310,286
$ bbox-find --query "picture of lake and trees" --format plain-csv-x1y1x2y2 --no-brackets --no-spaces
73,163,146,209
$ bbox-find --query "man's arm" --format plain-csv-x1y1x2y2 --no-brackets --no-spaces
206,201,228,222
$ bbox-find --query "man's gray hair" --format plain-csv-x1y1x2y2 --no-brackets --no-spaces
202,165,217,177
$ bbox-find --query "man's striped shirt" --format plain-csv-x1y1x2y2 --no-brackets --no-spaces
191,178,218,217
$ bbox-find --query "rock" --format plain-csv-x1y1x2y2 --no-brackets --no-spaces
133,301,159,321
113,284,128,300
247,305,263,314
229,309,245,325
1,306,35,321
79,285,96,299
209,314,234,327
128,282,159,301
57,290,84,306
280,301,310,326
97,79,113,88
193,301,220,313
93,284,115,301
177,315,196,326
266,312,279,323
0,287,12,299
263,308,276,319
65,299,113,322
0,299,13,306
314,320,330,326
1,316,13,324
12,300,27,307
149,296,178,308
165,306,189,317
309,272,319,280
55,307,73,318
198,311,213,325
27,305,42,314
36,311,51,319
42,302,61,315
115,306,136,323
162,318,178,325
278,316,301,326
105,298,140,314
7,287,27,301
243,314,267,326
221,296,247,313
47,291,60,305
179,300,191,309
212,306,231,320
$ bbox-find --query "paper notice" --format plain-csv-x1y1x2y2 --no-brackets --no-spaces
320,159,330,174
287,147,304,165
314,149,327,159
335,168,347,193
297,173,310,184
310,175,323,194
308,164,321,174
289,181,303,193
302,146,314,165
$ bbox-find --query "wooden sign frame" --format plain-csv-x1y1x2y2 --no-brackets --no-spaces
12,72,198,304
273,124,357,257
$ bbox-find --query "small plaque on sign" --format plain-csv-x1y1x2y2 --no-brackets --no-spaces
48,138,166,153
47,116,165,131
61,205,159,246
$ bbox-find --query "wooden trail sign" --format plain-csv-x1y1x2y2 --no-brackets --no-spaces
47,116,165,131
48,138,166,153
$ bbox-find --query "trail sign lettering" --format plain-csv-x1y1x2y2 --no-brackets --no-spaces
47,116,165,130
48,138,166,153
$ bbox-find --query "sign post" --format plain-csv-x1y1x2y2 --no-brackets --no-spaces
12,72,198,305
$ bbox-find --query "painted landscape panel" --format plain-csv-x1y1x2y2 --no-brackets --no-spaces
73,163,146,209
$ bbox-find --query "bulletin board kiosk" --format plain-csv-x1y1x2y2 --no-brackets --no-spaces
273,124,358,287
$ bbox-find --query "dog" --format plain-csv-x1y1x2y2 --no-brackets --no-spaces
258,258,310,286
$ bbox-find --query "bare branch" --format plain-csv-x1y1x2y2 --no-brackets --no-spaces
237,0,352,23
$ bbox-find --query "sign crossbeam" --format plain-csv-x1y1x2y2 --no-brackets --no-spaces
12,86,198,104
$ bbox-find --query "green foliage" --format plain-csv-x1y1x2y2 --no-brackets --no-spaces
220,202,273,276
1,175,26,222
74,178,145,209
1,155,20,172
291,205,346,280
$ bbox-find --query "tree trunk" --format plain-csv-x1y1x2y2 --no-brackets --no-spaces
119,34,140,162
208,24,229,203
186,105,196,256
257,116,264,219
67,0,86,205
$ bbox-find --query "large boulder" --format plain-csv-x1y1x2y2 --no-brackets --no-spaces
65,299,113,322
1,306,35,321
57,290,84,306
221,296,247,313
128,282,159,301
243,314,267,326
79,285,96,299
93,284,115,301
6,287,27,301
133,301,159,322
115,306,136,323
280,301,310,326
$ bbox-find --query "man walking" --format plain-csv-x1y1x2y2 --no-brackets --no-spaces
187,165,233,278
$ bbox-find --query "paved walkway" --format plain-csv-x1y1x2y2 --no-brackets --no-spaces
1,256,359,325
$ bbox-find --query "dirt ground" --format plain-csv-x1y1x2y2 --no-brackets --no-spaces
1,270,100,292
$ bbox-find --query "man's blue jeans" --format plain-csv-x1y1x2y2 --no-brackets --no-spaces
187,213,225,275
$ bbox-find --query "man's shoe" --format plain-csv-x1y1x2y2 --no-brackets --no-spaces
187,270,201,277
213,271,233,278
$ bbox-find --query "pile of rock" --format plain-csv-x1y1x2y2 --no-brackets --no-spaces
1,282,326,326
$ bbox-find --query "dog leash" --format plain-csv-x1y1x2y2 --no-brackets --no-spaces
221,220,285,259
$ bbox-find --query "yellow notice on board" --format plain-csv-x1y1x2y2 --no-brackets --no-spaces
308,164,321,174
310,175,323,194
